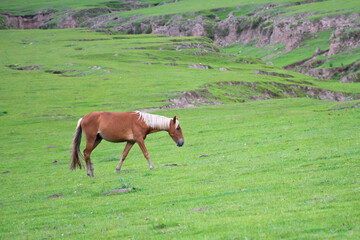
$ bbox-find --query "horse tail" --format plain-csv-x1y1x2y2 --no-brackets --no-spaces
71,118,83,170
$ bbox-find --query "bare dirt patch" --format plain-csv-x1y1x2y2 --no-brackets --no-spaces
1,171,10,174
144,80,358,112
192,206,209,211
8,65,43,70
165,163,178,166
219,67,230,71
45,146,56,149
122,47,145,50
253,70,294,78
47,194,64,199
163,90,222,109
188,64,212,69
217,81,357,102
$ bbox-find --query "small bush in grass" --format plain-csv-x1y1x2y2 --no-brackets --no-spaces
118,176,134,189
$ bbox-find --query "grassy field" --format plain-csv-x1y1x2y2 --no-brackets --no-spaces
1,29,360,239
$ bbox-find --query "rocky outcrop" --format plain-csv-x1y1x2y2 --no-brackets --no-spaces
328,28,360,56
3,11,52,29
341,73,360,83
306,61,360,80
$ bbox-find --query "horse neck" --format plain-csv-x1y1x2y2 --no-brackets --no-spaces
136,112,170,131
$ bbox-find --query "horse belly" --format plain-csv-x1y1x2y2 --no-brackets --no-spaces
94,111,139,142
98,127,134,142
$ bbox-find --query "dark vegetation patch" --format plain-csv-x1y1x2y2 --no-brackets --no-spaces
113,36,129,39
45,70,68,74
154,223,166,229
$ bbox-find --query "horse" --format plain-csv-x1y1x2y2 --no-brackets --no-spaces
70,111,184,177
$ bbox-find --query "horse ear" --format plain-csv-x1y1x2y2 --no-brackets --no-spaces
173,116,178,123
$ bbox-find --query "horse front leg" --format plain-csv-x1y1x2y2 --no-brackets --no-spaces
137,140,154,170
116,141,134,174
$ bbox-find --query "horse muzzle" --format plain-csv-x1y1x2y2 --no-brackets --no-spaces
177,139,184,147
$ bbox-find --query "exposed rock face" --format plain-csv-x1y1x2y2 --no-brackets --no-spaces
216,81,357,101
306,61,360,80
328,28,360,56
341,73,360,83
4,12,51,29
58,11,77,29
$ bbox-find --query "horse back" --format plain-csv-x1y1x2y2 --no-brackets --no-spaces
81,111,147,142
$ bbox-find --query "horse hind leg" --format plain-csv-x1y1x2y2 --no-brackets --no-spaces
83,134,102,178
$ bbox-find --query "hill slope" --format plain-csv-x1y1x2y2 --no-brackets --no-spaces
1,0,359,81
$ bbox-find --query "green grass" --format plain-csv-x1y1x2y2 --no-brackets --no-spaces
317,46,360,69
1,29,360,239
1,0,340,16
223,42,286,59
2,0,358,19
270,30,333,66
114,0,302,18
223,30,334,68
280,0,360,18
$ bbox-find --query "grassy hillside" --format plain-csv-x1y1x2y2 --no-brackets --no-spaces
1,29,360,239
2,0,359,16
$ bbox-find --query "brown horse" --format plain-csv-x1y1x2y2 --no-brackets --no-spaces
71,111,184,177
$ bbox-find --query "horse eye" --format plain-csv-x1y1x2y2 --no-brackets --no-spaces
176,127,180,130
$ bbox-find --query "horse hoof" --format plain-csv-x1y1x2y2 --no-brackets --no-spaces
149,166,154,170
116,169,120,174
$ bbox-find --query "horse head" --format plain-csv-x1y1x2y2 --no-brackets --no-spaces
169,116,184,147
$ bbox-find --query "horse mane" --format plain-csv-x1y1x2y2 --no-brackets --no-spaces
135,111,179,130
